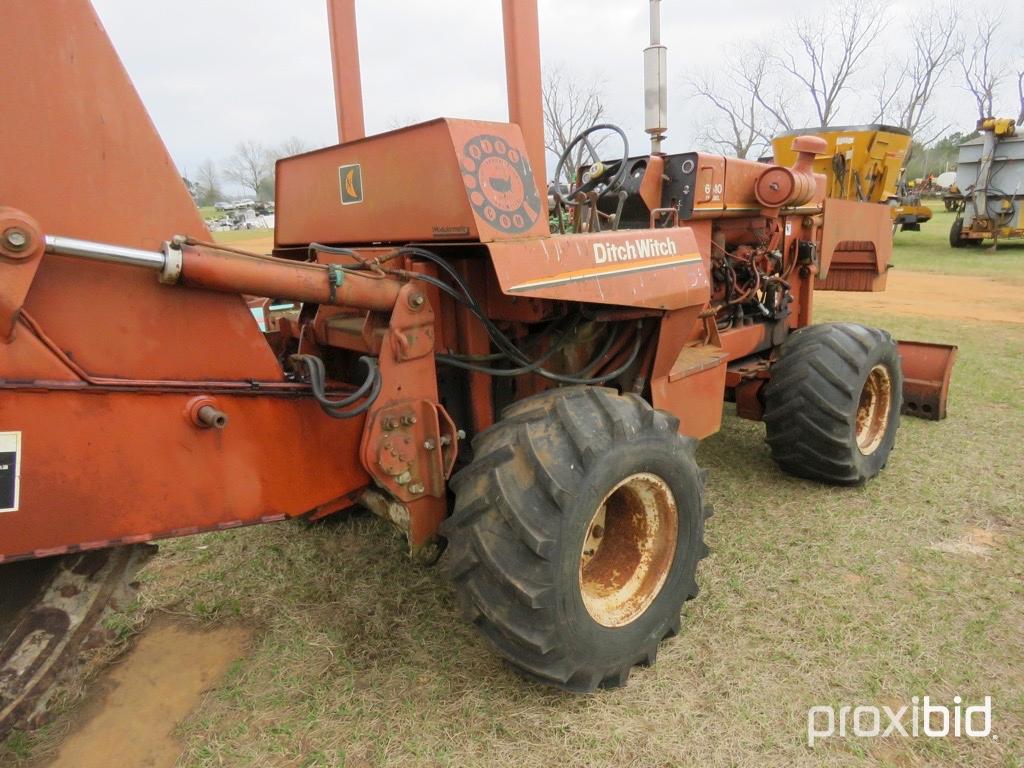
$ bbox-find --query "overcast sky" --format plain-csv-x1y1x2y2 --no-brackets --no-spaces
92,0,1021,187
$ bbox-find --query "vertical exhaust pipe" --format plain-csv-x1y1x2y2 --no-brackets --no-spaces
326,0,366,143
644,0,667,155
502,0,548,227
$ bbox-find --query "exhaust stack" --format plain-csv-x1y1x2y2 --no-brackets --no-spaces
644,0,668,154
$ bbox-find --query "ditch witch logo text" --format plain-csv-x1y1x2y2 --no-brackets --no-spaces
592,237,678,264
807,696,994,747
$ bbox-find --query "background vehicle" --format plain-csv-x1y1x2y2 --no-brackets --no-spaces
0,0,956,730
772,124,934,232
949,118,1024,248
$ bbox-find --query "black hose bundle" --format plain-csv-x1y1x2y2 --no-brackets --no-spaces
392,246,643,385
436,321,643,385
292,354,381,418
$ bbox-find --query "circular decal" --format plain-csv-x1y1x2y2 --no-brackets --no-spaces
460,134,541,234
478,156,525,212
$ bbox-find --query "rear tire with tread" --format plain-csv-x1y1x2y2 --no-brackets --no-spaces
440,386,709,692
763,323,902,485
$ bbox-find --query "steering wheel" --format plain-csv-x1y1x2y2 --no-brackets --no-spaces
553,124,630,207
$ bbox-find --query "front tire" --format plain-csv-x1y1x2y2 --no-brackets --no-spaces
763,323,902,485
949,217,966,248
440,386,709,692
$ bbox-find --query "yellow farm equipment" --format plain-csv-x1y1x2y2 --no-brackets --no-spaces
772,124,932,232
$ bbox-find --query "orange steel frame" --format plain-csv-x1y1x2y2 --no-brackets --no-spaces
0,0,954,566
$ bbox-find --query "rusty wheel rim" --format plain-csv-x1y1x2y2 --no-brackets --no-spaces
578,473,678,628
856,364,893,455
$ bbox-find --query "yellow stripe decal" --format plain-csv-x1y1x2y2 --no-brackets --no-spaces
508,253,702,292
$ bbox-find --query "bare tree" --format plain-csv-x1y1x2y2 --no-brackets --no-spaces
776,0,889,127
542,64,607,177
181,174,199,203
385,114,423,130
224,140,272,200
196,159,222,206
751,48,797,135
1017,67,1023,126
871,65,905,125
960,12,1005,121
873,3,962,157
276,137,311,158
899,4,962,139
688,47,787,158
246,138,314,201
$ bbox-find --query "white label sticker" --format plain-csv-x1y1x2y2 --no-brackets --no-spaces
785,221,793,236
0,432,21,513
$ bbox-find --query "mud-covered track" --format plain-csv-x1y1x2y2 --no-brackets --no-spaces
0,545,153,736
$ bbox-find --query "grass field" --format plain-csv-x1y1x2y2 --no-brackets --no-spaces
209,228,274,244
4,213,1022,768
893,209,1024,284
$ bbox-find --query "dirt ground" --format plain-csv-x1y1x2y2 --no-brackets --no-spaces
38,621,250,768
818,269,1024,325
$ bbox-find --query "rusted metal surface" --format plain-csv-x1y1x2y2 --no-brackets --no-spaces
638,155,666,213
358,284,458,547
2,228,459,558
178,243,403,312
0,387,372,561
0,208,45,340
501,0,547,213
681,153,823,217
361,400,457,503
326,0,366,143
897,341,958,420
0,545,154,736
754,136,826,208
733,378,767,421
648,308,719,438
817,198,893,292
578,473,678,628
487,228,708,310
275,119,547,247
455,261,497,436
856,364,894,454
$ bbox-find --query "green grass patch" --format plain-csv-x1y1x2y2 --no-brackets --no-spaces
210,229,273,244
8,307,1013,768
892,209,1024,283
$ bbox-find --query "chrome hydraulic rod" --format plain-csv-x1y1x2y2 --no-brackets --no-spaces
45,235,165,269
